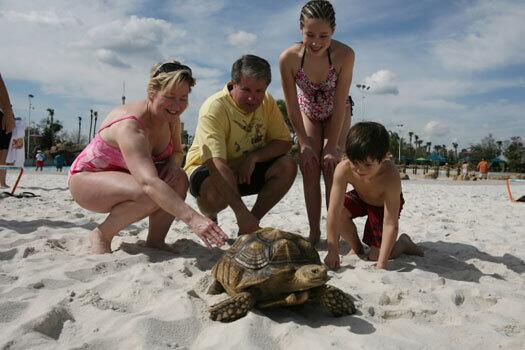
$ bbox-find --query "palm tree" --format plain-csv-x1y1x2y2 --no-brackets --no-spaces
426,141,432,155
47,108,55,146
408,131,414,147
452,142,458,161
276,99,295,142
47,108,55,124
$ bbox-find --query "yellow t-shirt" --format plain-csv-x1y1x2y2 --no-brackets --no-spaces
184,84,291,177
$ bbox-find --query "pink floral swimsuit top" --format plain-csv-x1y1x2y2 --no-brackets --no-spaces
295,47,338,122
69,116,173,178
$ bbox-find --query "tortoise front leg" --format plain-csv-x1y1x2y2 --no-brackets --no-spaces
209,292,255,322
316,285,356,316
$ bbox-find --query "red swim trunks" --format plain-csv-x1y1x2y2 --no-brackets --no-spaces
36,160,45,167
343,190,404,248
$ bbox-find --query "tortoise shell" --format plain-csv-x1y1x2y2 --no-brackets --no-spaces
211,228,321,295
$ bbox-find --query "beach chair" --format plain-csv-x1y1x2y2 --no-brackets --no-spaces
0,165,24,196
505,179,525,203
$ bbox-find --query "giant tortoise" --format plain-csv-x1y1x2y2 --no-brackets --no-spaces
208,227,356,322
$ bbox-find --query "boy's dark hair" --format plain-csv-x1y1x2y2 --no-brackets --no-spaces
345,122,390,163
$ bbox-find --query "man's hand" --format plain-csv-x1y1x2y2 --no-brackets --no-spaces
299,143,319,173
159,164,182,188
237,154,256,185
324,250,341,269
237,213,260,235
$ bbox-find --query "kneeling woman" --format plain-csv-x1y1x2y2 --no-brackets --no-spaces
69,61,228,254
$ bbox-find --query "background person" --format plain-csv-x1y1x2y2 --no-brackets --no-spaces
476,158,489,180
68,60,227,254
35,150,45,171
279,0,355,245
54,152,66,172
0,73,16,188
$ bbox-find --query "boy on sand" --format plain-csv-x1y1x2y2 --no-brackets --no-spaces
324,122,423,270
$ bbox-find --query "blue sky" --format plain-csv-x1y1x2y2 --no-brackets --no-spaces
1,0,524,150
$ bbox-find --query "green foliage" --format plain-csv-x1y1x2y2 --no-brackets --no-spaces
36,117,63,151
276,99,295,142
504,137,525,172
469,134,500,161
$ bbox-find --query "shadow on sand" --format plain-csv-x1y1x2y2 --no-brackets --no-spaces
0,219,98,235
258,304,375,334
118,238,225,269
389,240,525,282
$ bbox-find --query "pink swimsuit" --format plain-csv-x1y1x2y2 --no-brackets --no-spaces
295,47,339,122
69,116,173,178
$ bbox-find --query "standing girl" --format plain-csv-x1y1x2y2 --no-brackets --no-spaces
279,0,355,245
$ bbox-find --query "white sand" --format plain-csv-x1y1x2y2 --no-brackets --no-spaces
1,171,524,349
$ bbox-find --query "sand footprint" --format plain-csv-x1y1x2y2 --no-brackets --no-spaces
0,273,18,285
135,316,202,348
77,289,128,313
0,248,17,261
45,239,67,250
451,290,465,306
23,306,75,340
64,256,147,282
451,289,498,308
0,301,29,323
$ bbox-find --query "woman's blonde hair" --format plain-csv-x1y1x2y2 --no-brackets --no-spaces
147,60,196,98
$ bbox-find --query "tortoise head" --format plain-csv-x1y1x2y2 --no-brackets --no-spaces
292,264,329,289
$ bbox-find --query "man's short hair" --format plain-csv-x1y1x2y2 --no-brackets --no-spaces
345,122,390,163
231,54,271,86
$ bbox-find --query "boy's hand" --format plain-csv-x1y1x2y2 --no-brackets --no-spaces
375,260,387,269
324,250,341,269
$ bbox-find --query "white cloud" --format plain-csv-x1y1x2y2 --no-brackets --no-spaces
227,30,257,47
362,69,399,95
424,120,450,138
84,16,185,56
0,9,80,26
96,49,131,69
433,0,525,70
171,0,225,17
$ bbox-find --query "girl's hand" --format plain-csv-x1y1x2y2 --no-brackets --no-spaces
299,143,319,173
322,145,339,179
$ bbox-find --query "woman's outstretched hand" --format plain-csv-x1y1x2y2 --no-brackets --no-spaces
188,214,228,249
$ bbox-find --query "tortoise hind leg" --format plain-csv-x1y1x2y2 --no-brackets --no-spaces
209,292,255,322
316,285,356,316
